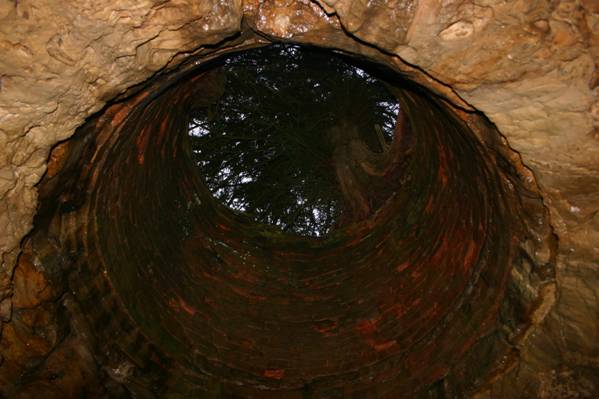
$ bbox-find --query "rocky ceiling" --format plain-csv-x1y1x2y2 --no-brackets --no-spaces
0,0,598,398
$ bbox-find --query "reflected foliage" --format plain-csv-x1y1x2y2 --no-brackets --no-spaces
188,44,400,236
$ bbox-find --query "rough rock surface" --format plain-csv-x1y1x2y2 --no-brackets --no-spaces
0,0,598,397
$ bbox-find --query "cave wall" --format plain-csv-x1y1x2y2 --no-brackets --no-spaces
0,0,598,396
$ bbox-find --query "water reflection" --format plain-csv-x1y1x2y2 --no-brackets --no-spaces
188,44,401,237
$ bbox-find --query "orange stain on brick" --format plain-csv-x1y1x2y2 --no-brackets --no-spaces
218,223,231,232
389,303,407,319
396,262,409,273
355,318,378,335
136,128,150,165
264,369,285,379
463,238,478,272
372,340,397,352
314,319,337,335
167,296,197,316
111,105,130,127
159,118,169,138
425,196,435,213
179,299,197,316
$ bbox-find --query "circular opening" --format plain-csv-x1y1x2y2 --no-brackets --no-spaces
30,42,554,397
188,44,401,237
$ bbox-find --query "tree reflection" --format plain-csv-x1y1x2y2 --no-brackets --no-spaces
188,44,402,237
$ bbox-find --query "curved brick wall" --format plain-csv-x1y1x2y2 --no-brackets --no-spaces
29,55,553,397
